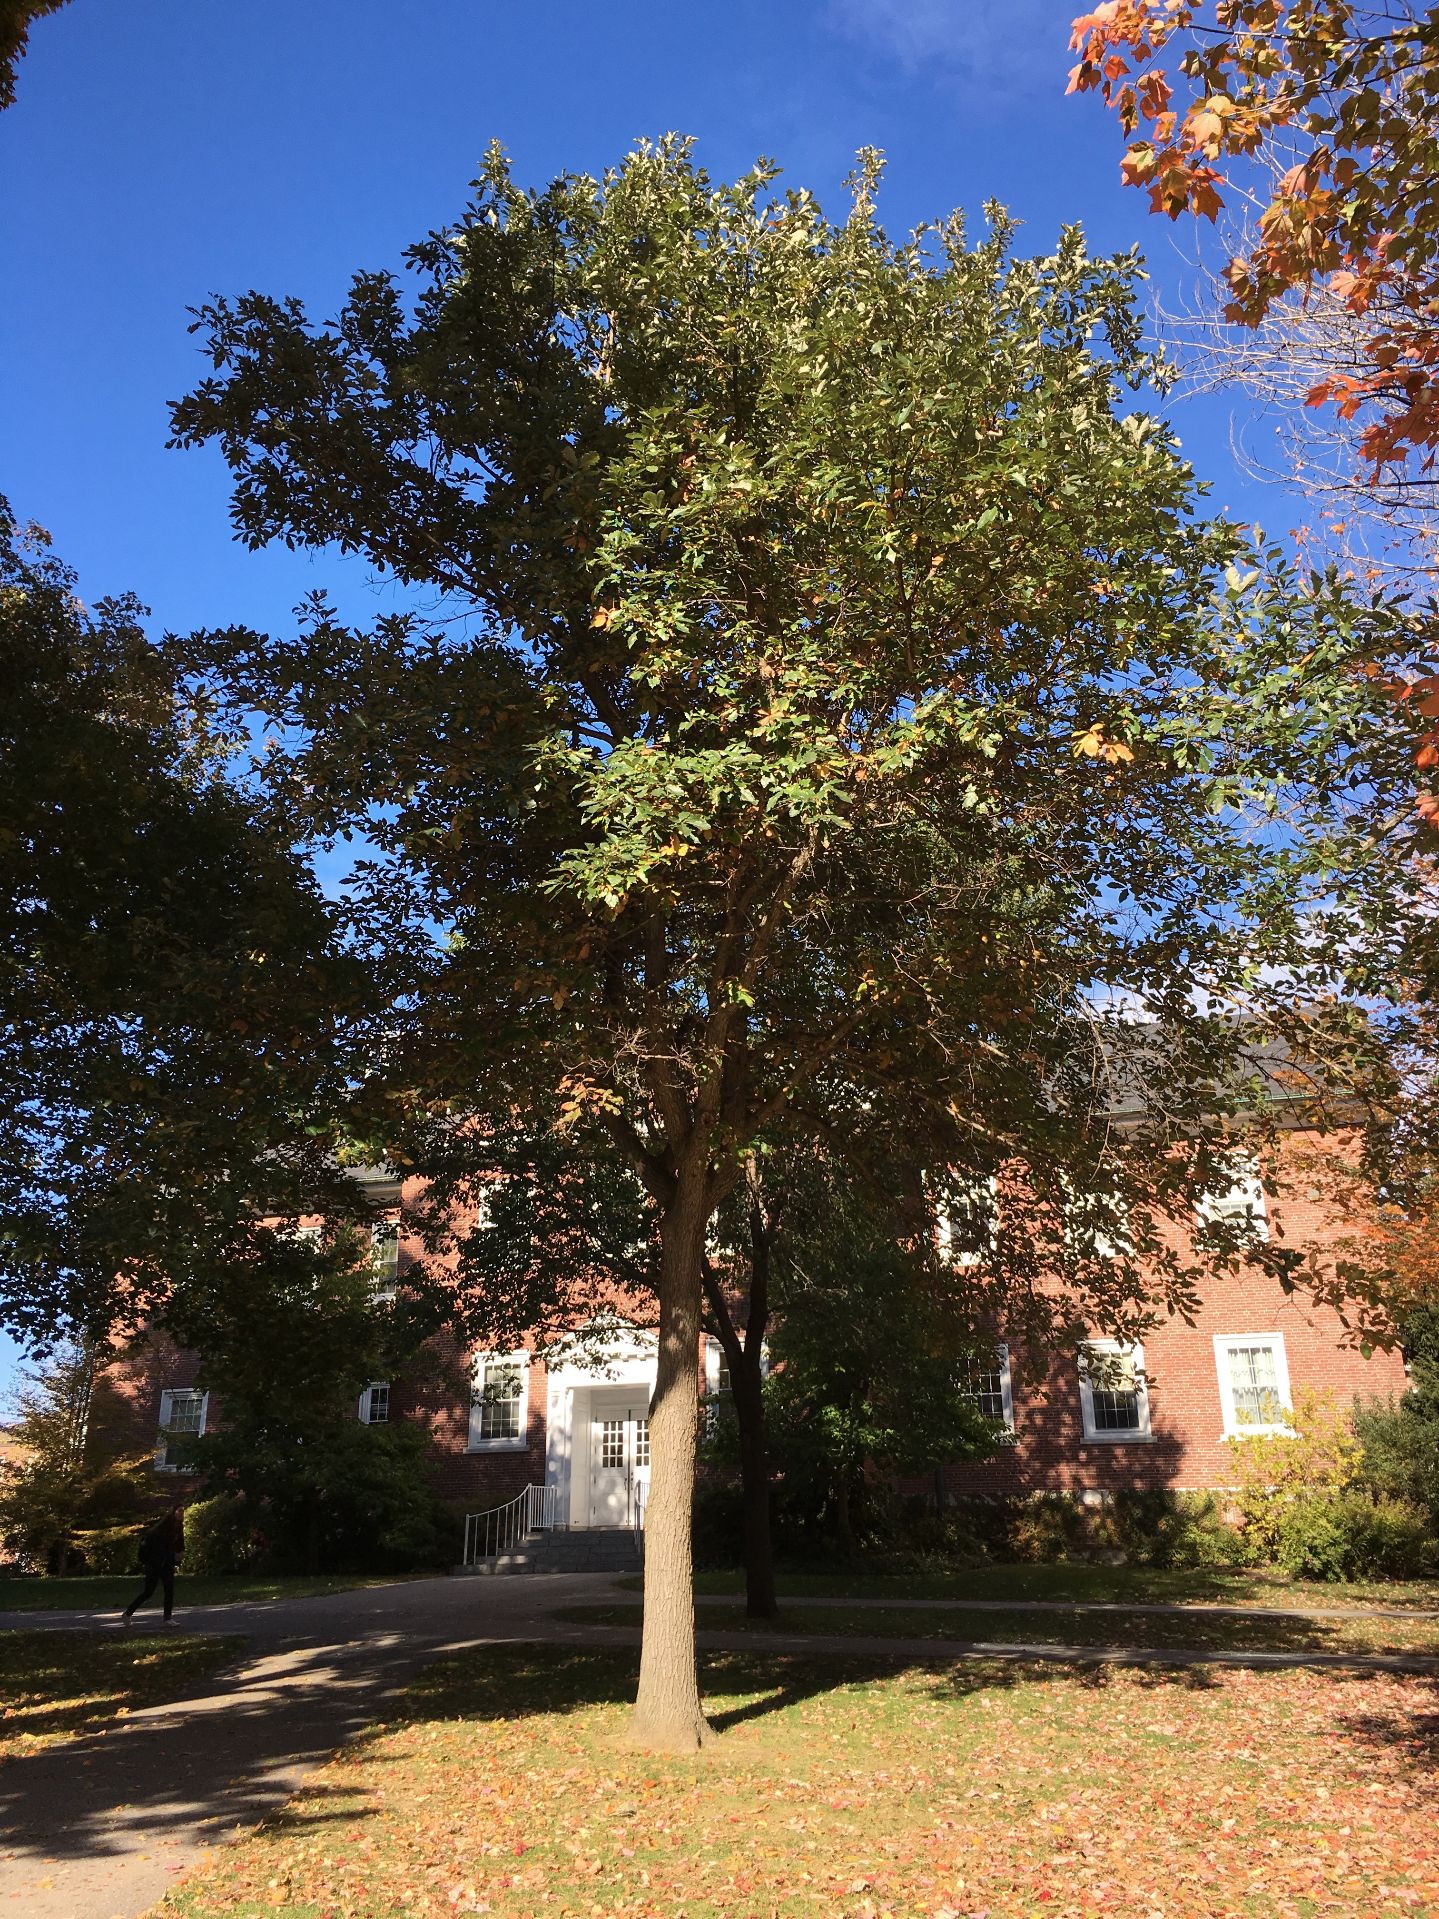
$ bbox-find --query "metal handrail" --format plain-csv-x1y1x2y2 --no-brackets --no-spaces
462,1481,561,1570
633,1476,647,1558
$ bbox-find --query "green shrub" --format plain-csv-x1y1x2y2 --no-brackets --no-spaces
1112,1489,1248,1570
1230,1386,1362,1558
73,1523,144,1574
1273,1491,1437,1581
1007,1493,1085,1563
183,1494,267,1576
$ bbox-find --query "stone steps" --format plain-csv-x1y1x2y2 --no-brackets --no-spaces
457,1526,641,1577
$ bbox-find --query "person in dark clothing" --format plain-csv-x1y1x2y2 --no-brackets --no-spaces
122,1504,184,1623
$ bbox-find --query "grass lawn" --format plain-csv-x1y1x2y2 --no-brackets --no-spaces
563,1600,1439,1658
662,1563,1439,1612
0,1571,424,1613
0,1629,237,1760
159,1641,1438,1919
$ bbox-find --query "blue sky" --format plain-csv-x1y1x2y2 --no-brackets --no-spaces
0,0,1284,1392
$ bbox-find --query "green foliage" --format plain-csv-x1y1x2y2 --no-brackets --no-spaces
181,1493,266,1577
1006,1494,1087,1564
1109,1489,1248,1571
73,1524,146,1575
0,1345,153,1573
0,503,367,1350
750,1171,1004,1553
1354,1307,1439,1529
1273,1491,1437,1583
178,1233,456,1573
170,139,1423,1333
1229,1387,1363,1560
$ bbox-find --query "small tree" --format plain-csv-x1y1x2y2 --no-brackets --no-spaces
752,1175,1004,1559
1356,1303,1439,1529
0,1344,151,1574
172,1227,454,1574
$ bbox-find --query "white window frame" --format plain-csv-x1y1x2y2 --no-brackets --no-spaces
1214,1333,1292,1439
1196,1152,1270,1243
467,1351,530,1452
703,1334,769,1396
959,1341,1016,1432
1077,1340,1152,1444
358,1380,391,1426
155,1388,209,1472
933,1172,999,1269
1061,1175,1131,1262
371,1220,400,1303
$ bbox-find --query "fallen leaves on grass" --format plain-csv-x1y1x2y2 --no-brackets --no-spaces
160,1646,1439,1919
0,1630,237,1759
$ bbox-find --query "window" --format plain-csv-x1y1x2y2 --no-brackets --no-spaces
704,1335,767,1397
371,1221,400,1302
1197,1153,1269,1243
468,1353,528,1449
1214,1334,1292,1437
359,1381,391,1425
959,1343,1015,1432
934,1172,999,1268
1062,1176,1131,1261
156,1388,208,1472
1077,1341,1151,1442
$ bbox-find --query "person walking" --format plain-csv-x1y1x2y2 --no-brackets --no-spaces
122,1504,184,1625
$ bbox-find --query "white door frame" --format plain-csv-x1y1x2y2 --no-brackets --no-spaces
542,1319,658,1529
586,1386,651,1528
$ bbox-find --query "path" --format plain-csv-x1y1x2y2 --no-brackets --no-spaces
0,1573,605,1919
2,1574,1437,1919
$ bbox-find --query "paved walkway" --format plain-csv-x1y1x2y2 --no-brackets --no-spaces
2,1575,1437,1919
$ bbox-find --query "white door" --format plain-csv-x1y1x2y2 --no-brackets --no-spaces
588,1391,651,1527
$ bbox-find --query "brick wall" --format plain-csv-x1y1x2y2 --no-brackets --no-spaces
913,1132,1409,1499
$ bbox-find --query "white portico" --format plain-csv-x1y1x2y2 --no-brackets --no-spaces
542,1320,658,1529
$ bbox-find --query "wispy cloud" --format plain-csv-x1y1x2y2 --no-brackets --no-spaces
826,0,1075,108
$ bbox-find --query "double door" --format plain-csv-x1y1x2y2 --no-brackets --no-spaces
588,1389,650,1527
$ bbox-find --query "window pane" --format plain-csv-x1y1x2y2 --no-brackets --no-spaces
365,1382,390,1425
634,1417,650,1467
601,1418,625,1469
372,1224,400,1292
478,1362,521,1439
960,1350,1007,1423
164,1392,203,1434
1227,1344,1283,1428
1084,1349,1144,1433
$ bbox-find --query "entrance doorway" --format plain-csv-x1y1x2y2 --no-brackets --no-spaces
588,1389,650,1527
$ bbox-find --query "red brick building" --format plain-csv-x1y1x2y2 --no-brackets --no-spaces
133,1137,1408,1529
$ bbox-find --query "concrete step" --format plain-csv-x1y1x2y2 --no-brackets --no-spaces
455,1527,642,1577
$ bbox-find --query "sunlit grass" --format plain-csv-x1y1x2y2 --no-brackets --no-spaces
161,1641,1439,1919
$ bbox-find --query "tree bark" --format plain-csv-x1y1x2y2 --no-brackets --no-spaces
699,1160,778,1619
630,1173,712,1752
834,1469,855,1559
731,1355,777,1618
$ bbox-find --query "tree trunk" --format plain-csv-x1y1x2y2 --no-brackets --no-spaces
834,1469,855,1559
631,1176,712,1752
731,1355,777,1619
700,1160,778,1619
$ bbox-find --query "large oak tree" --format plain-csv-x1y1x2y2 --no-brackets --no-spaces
171,140,1421,1748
